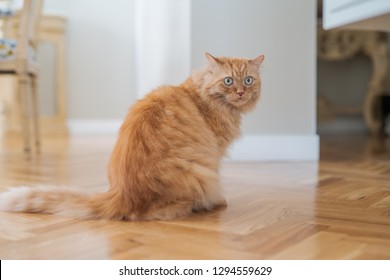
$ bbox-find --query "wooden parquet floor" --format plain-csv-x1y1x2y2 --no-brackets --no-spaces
0,134,389,259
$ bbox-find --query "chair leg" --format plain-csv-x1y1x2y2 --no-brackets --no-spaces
19,75,31,154
31,76,41,153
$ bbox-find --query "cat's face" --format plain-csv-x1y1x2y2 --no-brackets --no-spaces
203,53,264,112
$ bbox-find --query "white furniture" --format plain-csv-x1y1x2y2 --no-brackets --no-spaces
0,0,43,153
323,0,390,31
2,14,68,137
320,0,390,134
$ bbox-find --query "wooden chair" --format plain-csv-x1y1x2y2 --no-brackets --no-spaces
0,0,44,153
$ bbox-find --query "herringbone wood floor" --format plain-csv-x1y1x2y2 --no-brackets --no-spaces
0,134,389,259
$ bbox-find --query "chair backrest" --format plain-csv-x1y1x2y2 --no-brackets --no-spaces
16,0,44,59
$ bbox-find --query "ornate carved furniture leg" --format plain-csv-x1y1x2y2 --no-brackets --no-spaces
362,33,388,134
317,23,389,135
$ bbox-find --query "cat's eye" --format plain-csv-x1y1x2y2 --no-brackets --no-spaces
224,77,234,86
244,76,253,85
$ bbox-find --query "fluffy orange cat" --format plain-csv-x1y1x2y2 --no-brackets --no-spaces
0,53,264,220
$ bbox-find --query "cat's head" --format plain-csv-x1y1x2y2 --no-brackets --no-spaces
201,53,264,112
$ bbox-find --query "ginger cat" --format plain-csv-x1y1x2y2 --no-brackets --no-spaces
0,53,264,221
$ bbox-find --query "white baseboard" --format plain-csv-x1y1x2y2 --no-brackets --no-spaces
68,120,319,161
68,119,122,135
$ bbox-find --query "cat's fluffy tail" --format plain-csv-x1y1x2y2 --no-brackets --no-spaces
0,186,118,220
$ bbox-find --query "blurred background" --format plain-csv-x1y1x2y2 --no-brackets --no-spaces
0,0,389,160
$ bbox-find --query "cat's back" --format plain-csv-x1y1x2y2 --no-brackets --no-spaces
112,83,219,168
138,85,192,111
120,83,214,144
129,84,200,125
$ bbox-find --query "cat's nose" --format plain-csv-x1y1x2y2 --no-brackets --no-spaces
237,91,244,97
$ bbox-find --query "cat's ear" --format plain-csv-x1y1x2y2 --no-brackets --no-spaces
250,55,265,68
205,52,221,69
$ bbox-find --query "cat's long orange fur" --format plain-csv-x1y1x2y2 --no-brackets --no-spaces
0,53,264,220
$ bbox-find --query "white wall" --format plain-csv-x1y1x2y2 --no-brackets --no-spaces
135,0,191,98
68,0,136,120
43,0,136,120
192,0,317,136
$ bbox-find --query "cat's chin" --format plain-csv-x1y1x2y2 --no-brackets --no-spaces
231,96,259,112
228,97,254,109
228,101,245,109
